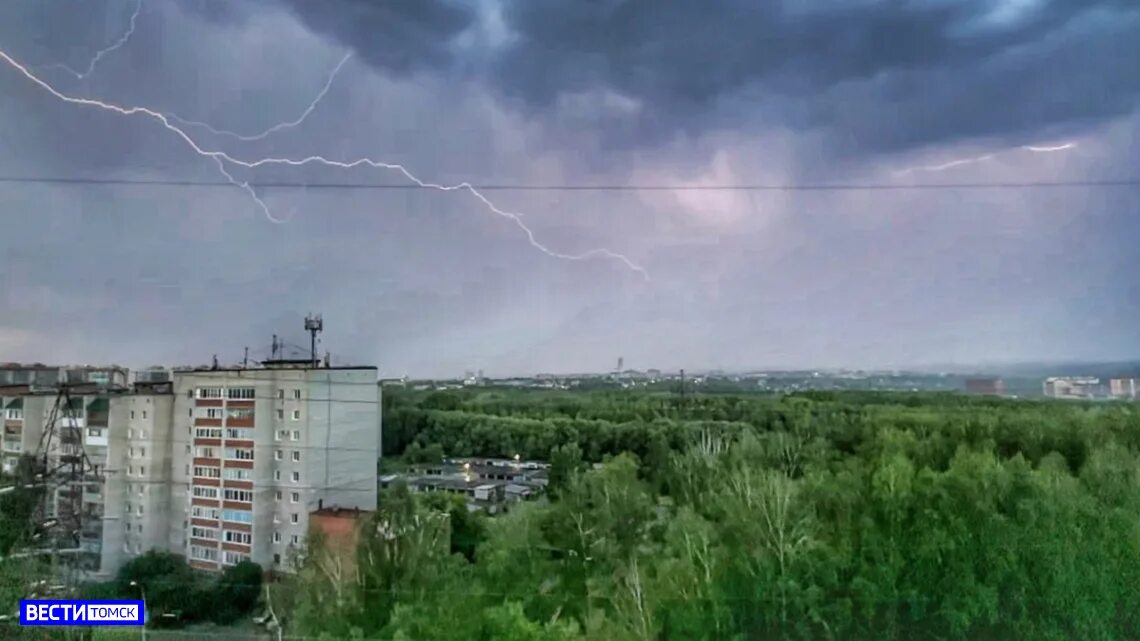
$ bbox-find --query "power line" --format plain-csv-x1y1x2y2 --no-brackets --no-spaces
1,174,1139,191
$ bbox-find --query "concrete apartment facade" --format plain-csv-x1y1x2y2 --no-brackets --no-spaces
172,362,381,572
0,361,381,578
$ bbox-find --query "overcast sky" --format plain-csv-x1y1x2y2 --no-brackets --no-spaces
0,0,1137,377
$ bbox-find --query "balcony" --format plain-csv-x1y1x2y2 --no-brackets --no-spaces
84,428,107,447
1,441,22,453
86,399,110,428
61,417,86,429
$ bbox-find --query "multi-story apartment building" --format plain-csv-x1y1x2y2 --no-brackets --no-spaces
99,378,176,576
171,360,380,572
1043,376,1102,400
1109,378,1140,400
0,359,381,577
0,364,132,575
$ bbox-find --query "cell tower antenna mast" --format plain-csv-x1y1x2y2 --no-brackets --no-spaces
304,314,324,366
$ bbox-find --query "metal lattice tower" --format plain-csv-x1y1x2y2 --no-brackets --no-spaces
24,385,104,576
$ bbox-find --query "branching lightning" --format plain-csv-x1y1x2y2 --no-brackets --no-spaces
0,49,649,279
893,141,1077,177
44,0,142,80
168,53,353,142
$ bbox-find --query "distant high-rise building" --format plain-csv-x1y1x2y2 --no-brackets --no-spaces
964,378,1005,396
1043,377,1101,399
1109,378,1140,400
617,357,624,372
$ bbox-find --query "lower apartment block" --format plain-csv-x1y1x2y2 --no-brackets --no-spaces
1,361,381,577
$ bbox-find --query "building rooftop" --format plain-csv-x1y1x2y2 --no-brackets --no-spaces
312,505,370,518
175,364,378,373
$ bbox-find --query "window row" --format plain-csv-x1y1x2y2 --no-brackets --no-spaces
273,532,302,545
198,407,256,420
191,506,220,519
224,530,252,545
224,468,251,481
199,444,255,458
190,545,218,561
193,465,221,479
276,389,303,400
273,470,302,483
274,450,302,462
222,509,252,524
192,486,219,499
222,550,249,565
274,490,302,503
195,387,256,400
275,429,303,441
224,488,253,503
194,427,266,440
226,427,253,440
273,513,301,525
225,447,254,460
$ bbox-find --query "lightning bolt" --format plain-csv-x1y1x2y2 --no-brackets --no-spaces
0,49,648,279
892,153,996,177
1022,142,1076,153
168,53,353,142
893,141,1077,177
44,0,143,80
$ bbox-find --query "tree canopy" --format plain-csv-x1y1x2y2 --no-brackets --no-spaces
287,389,1140,641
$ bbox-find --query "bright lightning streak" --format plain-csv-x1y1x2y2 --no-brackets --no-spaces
0,49,648,279
892,153,995,177
1022,142,1076,152
893,141,1077,177
45,0,143,80
210,156,291,224
168,53,353,142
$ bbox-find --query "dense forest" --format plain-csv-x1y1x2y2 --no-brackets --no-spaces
283,388,1140,641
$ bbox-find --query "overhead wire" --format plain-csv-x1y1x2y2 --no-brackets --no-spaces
1,174,1139,191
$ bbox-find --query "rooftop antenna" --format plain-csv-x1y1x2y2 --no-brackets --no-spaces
271,334,279,359
304,314,324,367
243,347,249,368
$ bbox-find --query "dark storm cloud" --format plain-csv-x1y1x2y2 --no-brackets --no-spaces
279,0,1140,153
489,0,1140,152
261,0,476,74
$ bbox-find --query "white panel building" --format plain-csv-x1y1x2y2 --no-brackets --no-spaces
0,360,381,577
